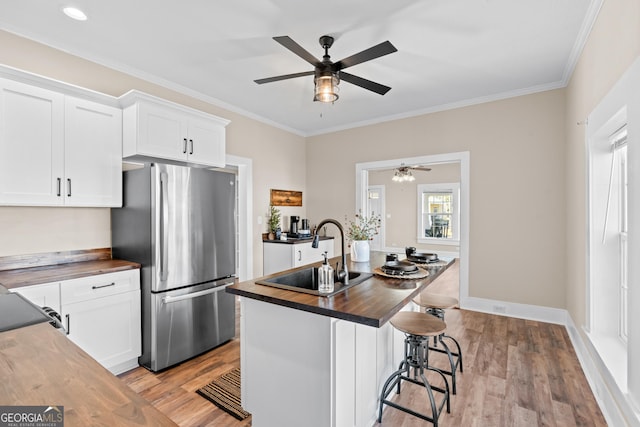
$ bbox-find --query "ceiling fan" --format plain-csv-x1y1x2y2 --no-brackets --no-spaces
254,35,397,103
392,164,431,182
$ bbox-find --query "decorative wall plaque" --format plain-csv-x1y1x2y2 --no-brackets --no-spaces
270,189,302,206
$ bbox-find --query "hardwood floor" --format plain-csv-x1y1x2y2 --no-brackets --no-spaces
120,260,606,426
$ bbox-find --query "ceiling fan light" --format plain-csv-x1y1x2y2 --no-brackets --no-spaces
392,167,415,182
314,74,339,103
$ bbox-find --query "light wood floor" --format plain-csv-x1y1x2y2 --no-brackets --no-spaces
120,260,606,426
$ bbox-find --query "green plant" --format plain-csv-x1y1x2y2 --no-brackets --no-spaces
345,211,381,242
268,205,281,233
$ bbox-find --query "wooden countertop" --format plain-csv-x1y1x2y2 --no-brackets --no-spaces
227,251,455,328
0,322,176,426
0,259,140,290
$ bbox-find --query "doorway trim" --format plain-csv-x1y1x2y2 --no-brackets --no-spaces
226,154,253,281
355,151,470,308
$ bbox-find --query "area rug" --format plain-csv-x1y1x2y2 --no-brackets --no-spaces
196,368,251,421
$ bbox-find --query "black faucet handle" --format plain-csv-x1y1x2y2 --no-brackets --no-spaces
312,235,320,248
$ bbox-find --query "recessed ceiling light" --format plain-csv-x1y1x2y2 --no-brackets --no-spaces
62,6,87,21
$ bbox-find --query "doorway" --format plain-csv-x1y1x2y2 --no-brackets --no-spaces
355,151,470,308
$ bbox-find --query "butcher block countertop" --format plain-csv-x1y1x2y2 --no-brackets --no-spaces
0,322,176,426
227,251,455,328
0,248,140,290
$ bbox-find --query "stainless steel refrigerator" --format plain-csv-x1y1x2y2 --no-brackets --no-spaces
111,163,236,372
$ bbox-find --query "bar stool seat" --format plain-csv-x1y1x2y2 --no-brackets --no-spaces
412,292,463,394
378,311,450,426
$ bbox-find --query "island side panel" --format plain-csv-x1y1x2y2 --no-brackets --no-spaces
241,296,414,427
241,297,333,427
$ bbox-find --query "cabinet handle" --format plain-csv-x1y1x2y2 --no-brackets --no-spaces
65,314,70,335
67,178,71,197
183,138,188,154
298,250,302,261
56,178,61,197
189,139,194,155
92,282,115,290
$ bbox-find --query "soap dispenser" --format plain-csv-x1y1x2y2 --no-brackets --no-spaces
318,251,334,294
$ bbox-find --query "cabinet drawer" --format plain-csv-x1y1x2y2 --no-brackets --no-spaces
61,270,139,304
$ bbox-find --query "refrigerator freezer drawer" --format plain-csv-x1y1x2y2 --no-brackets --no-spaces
146,280,235,371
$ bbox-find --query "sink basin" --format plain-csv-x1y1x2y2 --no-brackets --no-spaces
255,267,373,297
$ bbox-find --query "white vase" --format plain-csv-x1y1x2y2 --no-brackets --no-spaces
350,240,370,262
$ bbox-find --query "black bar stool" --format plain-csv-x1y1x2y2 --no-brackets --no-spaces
413,292,463,394
378,311,450,426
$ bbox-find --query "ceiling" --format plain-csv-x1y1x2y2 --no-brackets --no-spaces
0,0,597,136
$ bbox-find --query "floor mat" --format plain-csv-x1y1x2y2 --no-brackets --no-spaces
196,368,250,421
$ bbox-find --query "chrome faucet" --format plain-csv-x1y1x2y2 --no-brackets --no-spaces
312,219,348,284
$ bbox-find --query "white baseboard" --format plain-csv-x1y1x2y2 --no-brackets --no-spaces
461,296,568,324
460,296,639,426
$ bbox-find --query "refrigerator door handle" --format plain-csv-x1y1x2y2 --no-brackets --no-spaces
161,282,234,304
159,171,169,281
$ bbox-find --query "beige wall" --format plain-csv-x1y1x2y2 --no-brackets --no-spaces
2,0,638,313
307,90,567,308
368,163,460,253
564,0,640,327
0,30,307,277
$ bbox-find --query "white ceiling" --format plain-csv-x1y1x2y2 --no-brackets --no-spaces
0,0,598,136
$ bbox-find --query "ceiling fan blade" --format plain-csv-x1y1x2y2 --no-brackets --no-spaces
411,166,432,171
254,70,314,84
333,40,397,70
273,36,322,67
340,72,391,95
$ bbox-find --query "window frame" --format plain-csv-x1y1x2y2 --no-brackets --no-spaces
417,182,460,245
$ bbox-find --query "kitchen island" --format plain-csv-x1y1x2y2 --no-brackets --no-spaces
227,251,455,427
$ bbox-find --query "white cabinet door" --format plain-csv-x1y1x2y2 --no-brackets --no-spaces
0,78,64,205
64,97,122,207
185,115,226,167
63,289,141,371
12,282,61,314
133,100,187,162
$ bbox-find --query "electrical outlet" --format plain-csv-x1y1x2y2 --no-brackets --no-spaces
493,305,506,314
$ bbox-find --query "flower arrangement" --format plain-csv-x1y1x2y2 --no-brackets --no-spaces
345,211,381,242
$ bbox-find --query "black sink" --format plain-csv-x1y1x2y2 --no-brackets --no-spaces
255,267,372,297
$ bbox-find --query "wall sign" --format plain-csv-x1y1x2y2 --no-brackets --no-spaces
270,189,302,206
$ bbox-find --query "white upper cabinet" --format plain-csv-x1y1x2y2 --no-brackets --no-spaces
0,79,65,205
0,76,122,207
64,97,122,206
121,91,229,168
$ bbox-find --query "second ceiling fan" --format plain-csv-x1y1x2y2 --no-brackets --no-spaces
254,35,397,103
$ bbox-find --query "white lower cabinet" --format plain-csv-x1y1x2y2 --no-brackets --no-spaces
13,269,141,375
63,289,141,373
12,281,60,314
263,239,334,275
60,270,141,374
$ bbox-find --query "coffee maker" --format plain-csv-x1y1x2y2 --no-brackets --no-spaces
290,216,300,236
289,216,311,238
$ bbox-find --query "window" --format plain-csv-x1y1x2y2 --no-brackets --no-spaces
615,128,628,342
417,183,459,244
